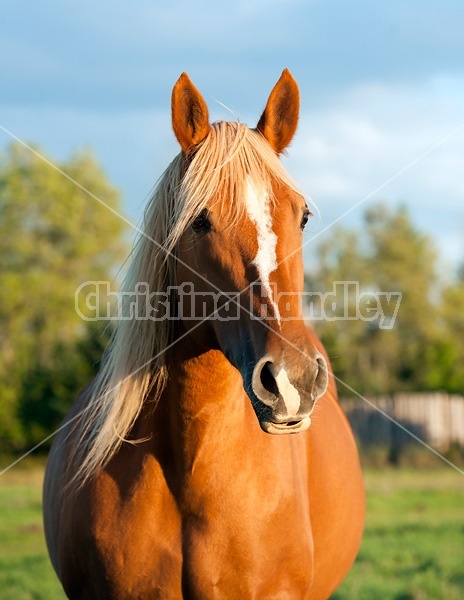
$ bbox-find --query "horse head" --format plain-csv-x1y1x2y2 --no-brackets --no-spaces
172,70,329,435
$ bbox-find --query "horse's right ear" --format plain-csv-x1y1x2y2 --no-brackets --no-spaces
171,73,210,153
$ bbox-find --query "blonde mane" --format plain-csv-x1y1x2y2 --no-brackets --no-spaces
71,121,305,486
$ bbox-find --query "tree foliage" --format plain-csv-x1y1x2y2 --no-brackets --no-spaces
306,203,464,397
0,143,126,451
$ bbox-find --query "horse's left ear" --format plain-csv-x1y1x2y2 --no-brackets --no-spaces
171,73,210,153
257,69,300,154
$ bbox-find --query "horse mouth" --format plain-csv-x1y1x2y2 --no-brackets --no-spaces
260,416,311,435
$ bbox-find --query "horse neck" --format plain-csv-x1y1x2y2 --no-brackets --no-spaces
164,341,250,471
161,336,312,531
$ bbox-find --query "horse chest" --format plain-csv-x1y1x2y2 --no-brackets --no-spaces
180,498,314,599
177,440,315,598
72,447,314,599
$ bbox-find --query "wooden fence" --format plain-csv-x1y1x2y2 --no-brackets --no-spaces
340,393,464,452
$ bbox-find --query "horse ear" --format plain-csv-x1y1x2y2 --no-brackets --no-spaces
256,69,300,154
171,73,210,153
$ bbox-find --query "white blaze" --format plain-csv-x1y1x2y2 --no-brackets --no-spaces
274,367,301,415
245,179,281,324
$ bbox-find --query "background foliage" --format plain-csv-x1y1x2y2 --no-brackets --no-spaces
0,143,126,452
306,204,464,397
0,142,463,453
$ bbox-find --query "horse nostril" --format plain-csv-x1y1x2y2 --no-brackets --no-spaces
260,362,279,396
314,356,329,397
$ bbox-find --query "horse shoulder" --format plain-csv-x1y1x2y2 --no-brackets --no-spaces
45,386,183,599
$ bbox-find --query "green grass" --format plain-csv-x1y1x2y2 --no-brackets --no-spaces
334,469,464,599
0,466,63,599
0,463,463,599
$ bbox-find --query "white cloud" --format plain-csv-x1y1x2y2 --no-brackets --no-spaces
287,79,464,268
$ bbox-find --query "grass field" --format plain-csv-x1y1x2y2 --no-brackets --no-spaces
0,462,463,599
334,468,464,599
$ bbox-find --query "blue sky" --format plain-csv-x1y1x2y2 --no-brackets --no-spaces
2,0,463,271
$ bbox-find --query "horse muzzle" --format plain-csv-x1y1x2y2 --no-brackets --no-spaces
250,353,328,435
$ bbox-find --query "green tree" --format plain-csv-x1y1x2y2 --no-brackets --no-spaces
0,143,126,451
433,277,464,393
306,203,440,395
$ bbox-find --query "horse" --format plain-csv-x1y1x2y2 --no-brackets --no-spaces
43,69,365,599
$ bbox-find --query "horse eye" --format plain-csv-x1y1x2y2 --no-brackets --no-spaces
191,209,211,233
301,209,311,230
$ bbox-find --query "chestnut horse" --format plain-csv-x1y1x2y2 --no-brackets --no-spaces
43,70,364,599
